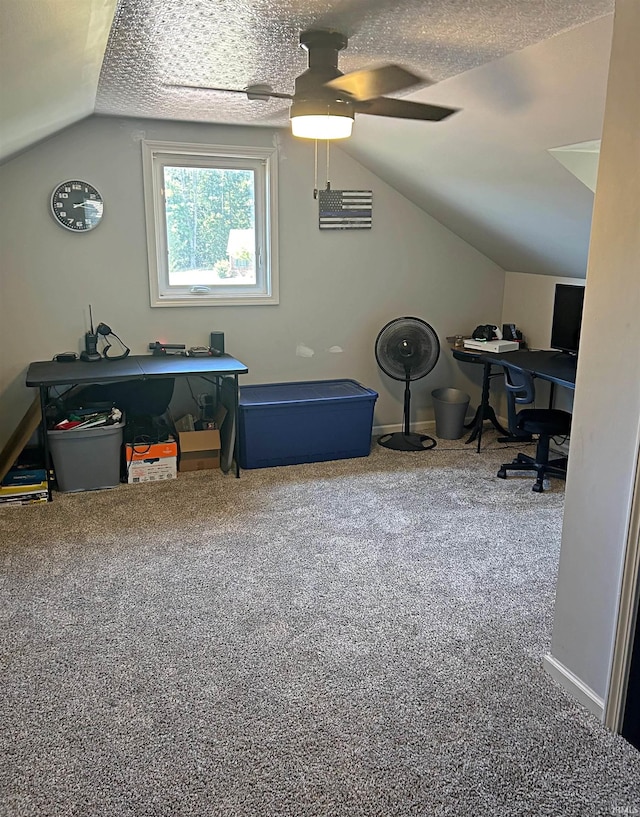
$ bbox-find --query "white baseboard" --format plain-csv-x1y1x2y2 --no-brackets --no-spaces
543,653,605,720
372,417,479,437
372,419,436,437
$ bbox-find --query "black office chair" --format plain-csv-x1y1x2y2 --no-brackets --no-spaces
496,361,572,492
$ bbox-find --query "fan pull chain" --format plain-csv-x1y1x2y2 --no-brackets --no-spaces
326,140,331,190
313,140,332,198
313,139,319,199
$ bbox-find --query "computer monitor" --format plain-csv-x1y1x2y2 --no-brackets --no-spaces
550,283,585,355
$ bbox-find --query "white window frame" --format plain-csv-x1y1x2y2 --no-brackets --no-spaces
142,140,279,307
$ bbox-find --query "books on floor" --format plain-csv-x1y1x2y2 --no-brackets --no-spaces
0,467,48,506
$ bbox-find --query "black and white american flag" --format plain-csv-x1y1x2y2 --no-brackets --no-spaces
318,189,373,230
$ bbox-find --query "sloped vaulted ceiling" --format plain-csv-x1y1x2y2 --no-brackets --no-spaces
0,0,615,277
341,15,613,277
0,0,117,160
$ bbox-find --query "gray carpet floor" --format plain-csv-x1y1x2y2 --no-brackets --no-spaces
1,431,639,817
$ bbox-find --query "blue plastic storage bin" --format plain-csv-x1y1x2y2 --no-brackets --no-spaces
238,379,378,469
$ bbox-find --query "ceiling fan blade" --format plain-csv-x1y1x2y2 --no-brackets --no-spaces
165,83,294,101
357,96,459,122
324,64,427,102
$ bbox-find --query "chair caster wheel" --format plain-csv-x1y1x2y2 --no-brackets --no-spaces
497,468,507,479
532,482,544,493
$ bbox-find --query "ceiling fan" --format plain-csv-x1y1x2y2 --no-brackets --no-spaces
167,29,459,139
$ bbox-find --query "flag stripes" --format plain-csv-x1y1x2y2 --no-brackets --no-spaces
318,189,373,230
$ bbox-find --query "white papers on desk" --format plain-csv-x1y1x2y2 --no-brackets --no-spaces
463,339,520,353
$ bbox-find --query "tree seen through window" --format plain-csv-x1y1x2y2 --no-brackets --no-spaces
164,166,256,286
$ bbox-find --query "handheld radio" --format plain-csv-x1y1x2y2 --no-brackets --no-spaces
80,305,102,362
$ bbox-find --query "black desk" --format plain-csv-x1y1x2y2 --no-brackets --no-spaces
452,347,577,451
489,349,577,391
26,354,249,498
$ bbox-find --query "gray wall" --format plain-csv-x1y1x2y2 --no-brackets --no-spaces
0,116,505,451
501,271,586,353
551,0,640,702
501,271,585,415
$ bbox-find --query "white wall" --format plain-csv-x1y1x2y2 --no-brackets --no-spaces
501,271,586,413
502,271,586,352
0,115,506,451
549,0,640,709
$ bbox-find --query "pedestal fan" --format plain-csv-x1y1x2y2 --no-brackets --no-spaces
375,317,441,451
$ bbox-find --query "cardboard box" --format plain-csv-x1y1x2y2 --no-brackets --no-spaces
127,457,177,484
125,437,178,484
125,439,178,463
178,429,221,472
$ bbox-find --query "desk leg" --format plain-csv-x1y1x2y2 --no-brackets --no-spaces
465,363,510,452
464,404,482,430
218,375,241,477
233,375,240,478
39,386,53,501
466,362,490,452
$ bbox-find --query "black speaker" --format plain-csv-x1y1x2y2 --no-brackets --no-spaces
210,331,225,354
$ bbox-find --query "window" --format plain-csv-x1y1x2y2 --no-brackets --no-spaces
142,141,279,306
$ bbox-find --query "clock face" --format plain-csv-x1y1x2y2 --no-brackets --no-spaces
50,180,104,232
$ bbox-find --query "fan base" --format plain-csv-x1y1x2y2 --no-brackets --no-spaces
378,432,437,451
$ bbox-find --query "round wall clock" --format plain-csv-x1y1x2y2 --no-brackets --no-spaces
50,180,104,232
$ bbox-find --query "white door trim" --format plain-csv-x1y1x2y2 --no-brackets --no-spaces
605,435,640,731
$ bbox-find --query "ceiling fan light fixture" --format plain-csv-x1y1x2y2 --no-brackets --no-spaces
291,114,353,139
290,99,354,140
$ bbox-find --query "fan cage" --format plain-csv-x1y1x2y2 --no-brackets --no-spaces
375,317,440,382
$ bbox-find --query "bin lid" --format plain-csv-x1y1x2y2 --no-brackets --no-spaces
239,379,378,407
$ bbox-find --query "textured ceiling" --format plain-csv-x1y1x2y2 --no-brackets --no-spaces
96,0,613,127
0,0,615,277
